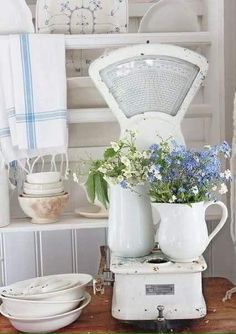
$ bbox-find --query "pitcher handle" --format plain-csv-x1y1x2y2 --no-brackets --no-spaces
204,201,228,244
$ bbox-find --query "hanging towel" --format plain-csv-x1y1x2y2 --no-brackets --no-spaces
0,34,68,165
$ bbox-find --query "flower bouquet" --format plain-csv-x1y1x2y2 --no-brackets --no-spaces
147,139,231,262
76,131,150,209
147,140,232,204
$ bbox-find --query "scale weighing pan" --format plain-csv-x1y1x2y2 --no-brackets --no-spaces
89,44,208,148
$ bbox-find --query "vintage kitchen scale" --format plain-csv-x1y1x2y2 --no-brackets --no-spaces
89,44,209,325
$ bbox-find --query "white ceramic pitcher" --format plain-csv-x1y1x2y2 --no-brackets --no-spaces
108,184,155,257
152,201,228,262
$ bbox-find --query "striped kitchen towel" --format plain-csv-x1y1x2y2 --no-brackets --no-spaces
10,34,68,154
0,34,68,164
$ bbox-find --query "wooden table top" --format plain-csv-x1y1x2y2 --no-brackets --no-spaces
0,278,236,333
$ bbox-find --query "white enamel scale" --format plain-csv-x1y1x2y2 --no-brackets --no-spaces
89,44,209,149
89,45,209,321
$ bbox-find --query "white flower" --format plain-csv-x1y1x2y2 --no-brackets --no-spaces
169,195,177,203
117,175,124,182
73,173,79,183
123,171,132,179
192,186,199,195
111,141,120,152
98,167,107,174
130,129,138,137
142,151,148,159
212,185,217,191
219,183,228,195
204,145,211,149
224,169,232,180
121,156,131,166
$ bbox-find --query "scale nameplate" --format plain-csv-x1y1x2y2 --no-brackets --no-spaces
145,284,175,295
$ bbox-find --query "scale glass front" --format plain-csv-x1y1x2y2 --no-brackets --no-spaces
89,44,208,149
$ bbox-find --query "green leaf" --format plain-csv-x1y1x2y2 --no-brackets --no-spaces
104,148,117,160
95,174,108,209
85,173,95,203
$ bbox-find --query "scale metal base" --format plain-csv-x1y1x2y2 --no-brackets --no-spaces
110,251,207,321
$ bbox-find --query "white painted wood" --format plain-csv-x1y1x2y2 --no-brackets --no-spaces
65,32,211,49
0,216,108,233
3,232,37,285
39,230,74,275
76,228,106,276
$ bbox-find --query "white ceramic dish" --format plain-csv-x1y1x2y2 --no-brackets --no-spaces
22,192,65,199
18,193,69,224
0,292,91,333
23,187,64,196
138,0,200,33
36,0,128,34
2,275,80,297
1,295,85,318
24,181,63,191
26,172,61,184
75,206,108,219
2,274,92,301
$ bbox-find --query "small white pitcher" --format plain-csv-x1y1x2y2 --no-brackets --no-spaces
109,184,155,257
152,201,228,262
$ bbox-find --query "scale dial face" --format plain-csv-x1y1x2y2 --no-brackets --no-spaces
89,44,208,144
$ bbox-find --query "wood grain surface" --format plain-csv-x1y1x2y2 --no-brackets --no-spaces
0,278,236,333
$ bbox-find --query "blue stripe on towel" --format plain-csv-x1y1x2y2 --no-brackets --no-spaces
15,110,67,123
0,127,11,138
20,35,36,150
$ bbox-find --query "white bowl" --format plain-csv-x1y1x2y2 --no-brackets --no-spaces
1,295,85,318
2,274,93,301
0,292,91,333
23,187,64,196
18,193,69,224
24,181,63,191
26,172,61,184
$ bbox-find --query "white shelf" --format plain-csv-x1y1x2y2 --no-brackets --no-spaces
65,32,211,50
68,104,213,124
2,208,220,233
1,215,108,233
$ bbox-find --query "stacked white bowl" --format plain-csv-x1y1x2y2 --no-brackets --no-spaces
18,172,69,224
0,274,92,333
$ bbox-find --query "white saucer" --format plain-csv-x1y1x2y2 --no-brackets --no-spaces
75,206,108,219
139,0,200,33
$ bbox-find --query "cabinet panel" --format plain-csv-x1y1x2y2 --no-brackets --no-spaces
3,232,36,285
76,228,107,276
40,230,73,275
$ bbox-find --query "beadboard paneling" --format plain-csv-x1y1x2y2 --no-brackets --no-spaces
3,232,37,285
40,230,74,276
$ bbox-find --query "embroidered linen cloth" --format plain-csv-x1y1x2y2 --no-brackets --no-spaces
0,34,68,164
